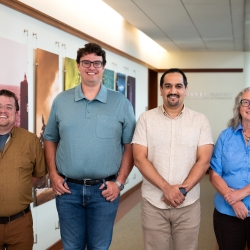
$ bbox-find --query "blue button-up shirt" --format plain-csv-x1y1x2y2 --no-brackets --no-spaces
210,124,250,216
44,84,136,179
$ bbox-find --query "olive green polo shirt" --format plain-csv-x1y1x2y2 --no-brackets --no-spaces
0,127,47,216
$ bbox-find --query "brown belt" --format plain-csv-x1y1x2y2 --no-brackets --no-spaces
0,205,30,224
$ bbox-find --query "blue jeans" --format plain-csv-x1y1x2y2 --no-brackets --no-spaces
56,181,119,250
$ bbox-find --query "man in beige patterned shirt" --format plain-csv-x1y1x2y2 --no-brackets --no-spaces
132,68,214,250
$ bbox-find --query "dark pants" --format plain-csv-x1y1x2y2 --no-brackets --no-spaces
0,211,33,250
214,208,250,250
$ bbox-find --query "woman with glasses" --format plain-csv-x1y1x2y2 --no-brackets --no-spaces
210,87,250,250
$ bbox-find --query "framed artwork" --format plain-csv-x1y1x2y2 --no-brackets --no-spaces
103,69,115,90
116,73,126,95
0,37,28,129
127,76,136,114
64,57,80,90
34,48,59,207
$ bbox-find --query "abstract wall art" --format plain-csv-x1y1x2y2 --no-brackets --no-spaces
64,57,80,90
34,48,59,206
0,37,28,129
127,76,136,114
116,73,126,95
103,69,115,90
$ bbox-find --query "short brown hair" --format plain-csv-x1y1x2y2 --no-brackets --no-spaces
0,89,19,111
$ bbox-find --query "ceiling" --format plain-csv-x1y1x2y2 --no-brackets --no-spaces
103,0,250,52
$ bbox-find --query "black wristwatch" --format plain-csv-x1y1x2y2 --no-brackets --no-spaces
179,187,187,196
115,180,124,191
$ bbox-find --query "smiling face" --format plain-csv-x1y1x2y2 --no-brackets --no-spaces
0,95,17,134
240,91,250,124
160,72,188,111
77,53,105,88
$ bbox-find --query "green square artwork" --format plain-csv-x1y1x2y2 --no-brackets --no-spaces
103,69,115,90
64,57,80,90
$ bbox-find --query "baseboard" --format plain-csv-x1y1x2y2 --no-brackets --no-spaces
46,240,63,250
46,181,142,250
120,181,142,202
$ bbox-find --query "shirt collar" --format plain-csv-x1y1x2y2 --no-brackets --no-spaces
5,126,16,138
235,123,243,133
161,105,185,118
74,83,107,103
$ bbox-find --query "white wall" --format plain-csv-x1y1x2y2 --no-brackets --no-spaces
244,52,250,87
158,51,245,142
18,0,166,69
0,3,146,249
160,51,244,68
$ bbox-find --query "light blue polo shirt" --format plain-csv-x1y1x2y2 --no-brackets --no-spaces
44,84,136,179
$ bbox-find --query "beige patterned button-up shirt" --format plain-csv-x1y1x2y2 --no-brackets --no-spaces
132,106,213,209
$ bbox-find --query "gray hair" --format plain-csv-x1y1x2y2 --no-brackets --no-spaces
228,87,250,129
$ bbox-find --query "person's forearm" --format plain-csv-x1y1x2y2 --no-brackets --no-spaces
44,140,58,176
116,144,134,184
241,184,250,197
183,144,213,192
209,170,231,196
182,161,210,192
134,155,171,192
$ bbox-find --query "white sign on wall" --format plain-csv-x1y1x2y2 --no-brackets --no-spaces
186,92,232,99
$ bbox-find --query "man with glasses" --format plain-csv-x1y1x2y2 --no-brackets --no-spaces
132,68,214,250
0,89,47,250
44,43,136,250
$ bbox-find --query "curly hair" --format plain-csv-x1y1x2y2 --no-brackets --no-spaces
228,87,250,129
76,43,106,66
0,89,19,111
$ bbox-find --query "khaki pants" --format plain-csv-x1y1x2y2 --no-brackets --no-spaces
142,197,200,250
0,211,33,250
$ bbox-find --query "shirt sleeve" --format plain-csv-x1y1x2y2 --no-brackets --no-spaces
33,135,47,177
131,112,148,147
122,100,136,144
210,132,224,176
43,100,60,142
198,114,214,147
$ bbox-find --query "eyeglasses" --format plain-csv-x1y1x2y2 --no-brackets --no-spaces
0,104,14,111
80,60,103,68
240,99,250,107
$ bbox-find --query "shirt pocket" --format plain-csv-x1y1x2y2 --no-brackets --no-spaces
180,130,200,147
96,115,119,139
222,143,238,162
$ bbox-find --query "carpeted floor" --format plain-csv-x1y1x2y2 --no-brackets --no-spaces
110,174,217,250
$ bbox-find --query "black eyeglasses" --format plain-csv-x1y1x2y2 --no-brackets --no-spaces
240,99,250,107
80,60,103,68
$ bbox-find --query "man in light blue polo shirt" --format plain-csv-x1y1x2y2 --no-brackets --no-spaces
44,43,136,250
